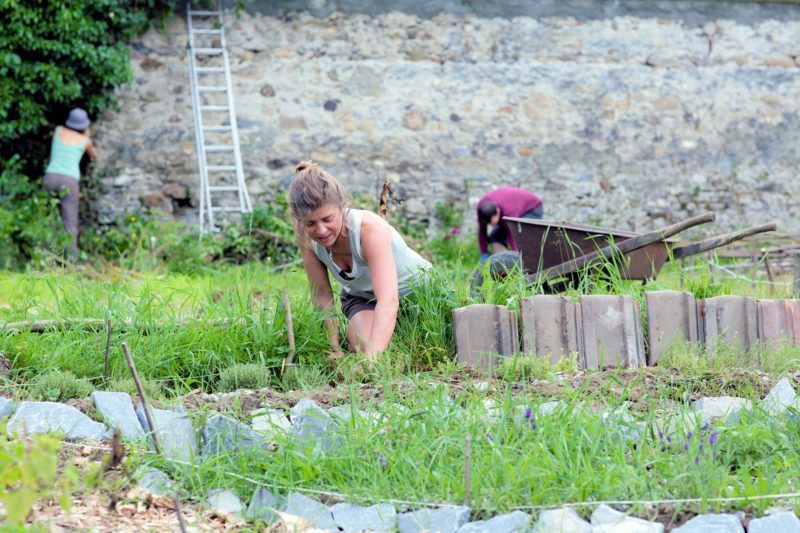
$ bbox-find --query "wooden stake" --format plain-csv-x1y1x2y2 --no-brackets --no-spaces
103,319,112,381
464,434,471,508
764,253,775,298
173,495,188,533
121,342,161,454
793,253,800,298
378,179,391,219
282,289,296,375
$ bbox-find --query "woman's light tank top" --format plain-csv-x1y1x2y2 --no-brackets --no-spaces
312,209,431,299
45,127,89,180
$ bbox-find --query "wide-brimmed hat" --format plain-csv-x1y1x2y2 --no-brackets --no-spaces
65,108,90,130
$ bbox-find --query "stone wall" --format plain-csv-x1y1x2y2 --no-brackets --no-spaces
92,7,800,235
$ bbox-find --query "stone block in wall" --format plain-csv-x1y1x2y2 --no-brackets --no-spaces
580,295,645,369
757,300,800,350
645,291,701,366
701,296,758,355
453,304,519,370
519,295,582,364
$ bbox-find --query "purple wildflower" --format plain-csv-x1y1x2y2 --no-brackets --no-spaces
379,455,388,470
709,432,719,445
450,228,461,235
701,423,709,431
682,442,689,451
667,436,672,443
524,407,533,420
686,431,693,440
658,431,664,440
695,456,700,466
485,433,493,443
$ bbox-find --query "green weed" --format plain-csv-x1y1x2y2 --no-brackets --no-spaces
28,370,93,402
218,363,272,392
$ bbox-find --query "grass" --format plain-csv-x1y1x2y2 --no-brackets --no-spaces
133,367,800,524
0,240,798,525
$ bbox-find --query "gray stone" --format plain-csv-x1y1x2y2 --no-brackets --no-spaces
283,492,337,531
206,488,243,516
251,408,291,438
398,506,471,533
8,401,112,441
761,378,797,416
458,510,532,532
135,466,176,496
691,396,752,424
748,512,800,533
601,408,647,443
200,414,270,457
671,513,743,532
328,404,383,427
246,487,285,523
290,398,338,452
91,391,145,441
591,504,664,532
332,502,397,532
0,397,14,419
532,507,591,532
135,403,197,461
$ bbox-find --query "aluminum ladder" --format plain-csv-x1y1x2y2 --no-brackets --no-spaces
187,2,252,234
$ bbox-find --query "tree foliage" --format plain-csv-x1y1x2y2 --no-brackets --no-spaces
0,0,175,268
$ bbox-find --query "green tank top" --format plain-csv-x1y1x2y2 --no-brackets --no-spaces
44,127,89,180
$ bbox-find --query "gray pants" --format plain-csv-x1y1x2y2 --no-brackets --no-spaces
43,173,79,262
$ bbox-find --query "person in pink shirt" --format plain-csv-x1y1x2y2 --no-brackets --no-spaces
477,186,543,262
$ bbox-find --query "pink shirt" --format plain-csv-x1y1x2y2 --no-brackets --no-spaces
477,187,542,253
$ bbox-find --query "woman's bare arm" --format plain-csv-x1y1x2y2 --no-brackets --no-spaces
299,243,341,352
359,213,399,357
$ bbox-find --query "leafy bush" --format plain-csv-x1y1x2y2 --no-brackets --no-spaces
218,363,272,392
0,1,176,268
28,370,93,402
0,426,78,526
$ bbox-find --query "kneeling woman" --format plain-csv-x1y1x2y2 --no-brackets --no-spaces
290,161,431,359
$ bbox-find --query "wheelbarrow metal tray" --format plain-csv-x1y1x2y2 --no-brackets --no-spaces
506,217,676,281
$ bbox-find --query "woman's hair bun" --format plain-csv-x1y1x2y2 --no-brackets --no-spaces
295,160,319,173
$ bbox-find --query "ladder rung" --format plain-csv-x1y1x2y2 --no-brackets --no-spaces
193,48,223,55
209,186,240,192
203,126,231,131
189,10,219,16
205,145,234,152
211,207,244,212
198,86,227,92
192,29,222,34
200,106,229,112
196,67,225,73
207,165,236,171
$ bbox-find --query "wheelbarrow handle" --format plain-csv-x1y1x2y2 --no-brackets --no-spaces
671,222,778,260
540,212,716,282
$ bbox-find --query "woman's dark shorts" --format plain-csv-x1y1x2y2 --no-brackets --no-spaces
488,203,544,247
340,291,377,321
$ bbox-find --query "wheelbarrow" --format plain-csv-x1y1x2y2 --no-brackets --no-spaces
502,212,777,289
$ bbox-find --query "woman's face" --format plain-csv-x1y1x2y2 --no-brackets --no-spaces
303,204,344,248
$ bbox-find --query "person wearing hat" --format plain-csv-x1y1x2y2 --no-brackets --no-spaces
42,108,96,262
